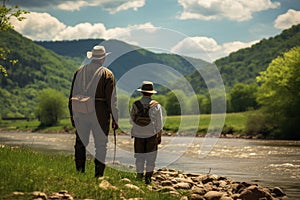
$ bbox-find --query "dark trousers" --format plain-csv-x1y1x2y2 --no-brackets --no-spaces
134,135,158,175
74,113,108,177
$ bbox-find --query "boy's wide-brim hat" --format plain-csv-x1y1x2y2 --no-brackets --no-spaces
87,45,111,59
137,81,157,94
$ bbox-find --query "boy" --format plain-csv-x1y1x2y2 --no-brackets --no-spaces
130,81,163,184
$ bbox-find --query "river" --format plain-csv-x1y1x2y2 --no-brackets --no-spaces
0,132,299,199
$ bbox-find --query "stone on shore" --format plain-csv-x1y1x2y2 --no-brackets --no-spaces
151,168,288,200
99,180,118,191
8,167,288,200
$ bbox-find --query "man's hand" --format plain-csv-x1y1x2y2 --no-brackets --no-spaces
112,121,119,130
157,131,162,144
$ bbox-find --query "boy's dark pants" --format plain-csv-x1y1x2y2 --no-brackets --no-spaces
134,135,158,180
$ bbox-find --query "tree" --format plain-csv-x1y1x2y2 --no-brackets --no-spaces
118,94,129,118
256,46,300,138
35,89,67,126
165,90,187,115
0,0,28,76
229,83,258,112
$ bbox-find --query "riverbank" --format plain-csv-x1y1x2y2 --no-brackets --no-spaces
1,145,288,200
0,112,249,136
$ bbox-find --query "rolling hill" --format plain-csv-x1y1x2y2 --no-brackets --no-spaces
0,29,208,118
215,24,300,87
0,29,79,117
1,24,299,118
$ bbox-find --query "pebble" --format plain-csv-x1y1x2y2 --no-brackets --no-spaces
151,168,288,200
8,168,288,200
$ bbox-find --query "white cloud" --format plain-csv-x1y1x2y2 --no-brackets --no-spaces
171,37,258,61
11,12,258,60
102,0,145,14
11,12,66,41
10,12,154,42
178,0,280,21
9,0,145,13
222,40,259,56
274,9,300,30
54,23,107,41
57,1,90,11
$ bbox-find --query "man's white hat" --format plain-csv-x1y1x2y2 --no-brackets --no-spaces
87,45,111,59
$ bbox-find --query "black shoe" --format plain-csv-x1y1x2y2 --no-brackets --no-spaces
94,160,105,178
136,173,144,181
75,160,85,173
145,177,151,184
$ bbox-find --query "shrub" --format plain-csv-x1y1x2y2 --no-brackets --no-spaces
35,88,67,126
245,111,275,138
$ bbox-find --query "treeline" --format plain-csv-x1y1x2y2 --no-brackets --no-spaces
0,29,79,118
215,24,300,87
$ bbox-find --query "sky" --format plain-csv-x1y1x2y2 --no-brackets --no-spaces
8,0,300,61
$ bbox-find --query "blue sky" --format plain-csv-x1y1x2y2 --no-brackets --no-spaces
9,0,300,61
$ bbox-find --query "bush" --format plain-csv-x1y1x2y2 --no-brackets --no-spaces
245,111,275,138
35,88,67,126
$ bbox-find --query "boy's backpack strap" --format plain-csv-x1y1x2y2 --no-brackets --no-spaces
134,100,159,110
134,100,144,111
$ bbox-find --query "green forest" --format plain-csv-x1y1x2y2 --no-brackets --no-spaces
0,30,79,118
1,24,300,139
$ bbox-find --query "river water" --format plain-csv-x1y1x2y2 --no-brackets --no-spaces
0,132,299,199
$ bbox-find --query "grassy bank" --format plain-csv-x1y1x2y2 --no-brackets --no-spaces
0,145,178,200
0,112,249,135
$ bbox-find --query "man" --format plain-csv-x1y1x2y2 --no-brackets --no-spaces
69,45,118,177
130,81,163,184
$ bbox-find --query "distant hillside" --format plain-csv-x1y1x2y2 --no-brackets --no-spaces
0,29,79,117
36,39,209,82
215,24,300,87
0,30,209,118
2,24,298,118
36,39,105,59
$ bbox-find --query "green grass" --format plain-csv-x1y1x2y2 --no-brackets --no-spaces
0,112,249,135
0,118,73,132
118,112,249,135
0,145,178,200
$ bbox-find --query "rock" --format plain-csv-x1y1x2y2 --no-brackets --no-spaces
12,192,25,196
191,186,206,195
203,183,213,191
201,175,216,184
161,180,173,186
174,182,192,189
49,191,74,200
146,185,153,191
58,190,68,194
32,191,47,200
186,173,202,178
174,177,194,184
180,196,189,200
151,168,287,200
124,183,144,193
204,191,225,200
218,180,228,188
272,187,286,197
219,196,233,200
231,183,240,193
168,190,180,196
121,178,131,183
158,186,177,193
99,180,118,190
155,174,165,181
190,193,205,200
239,185,273,200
